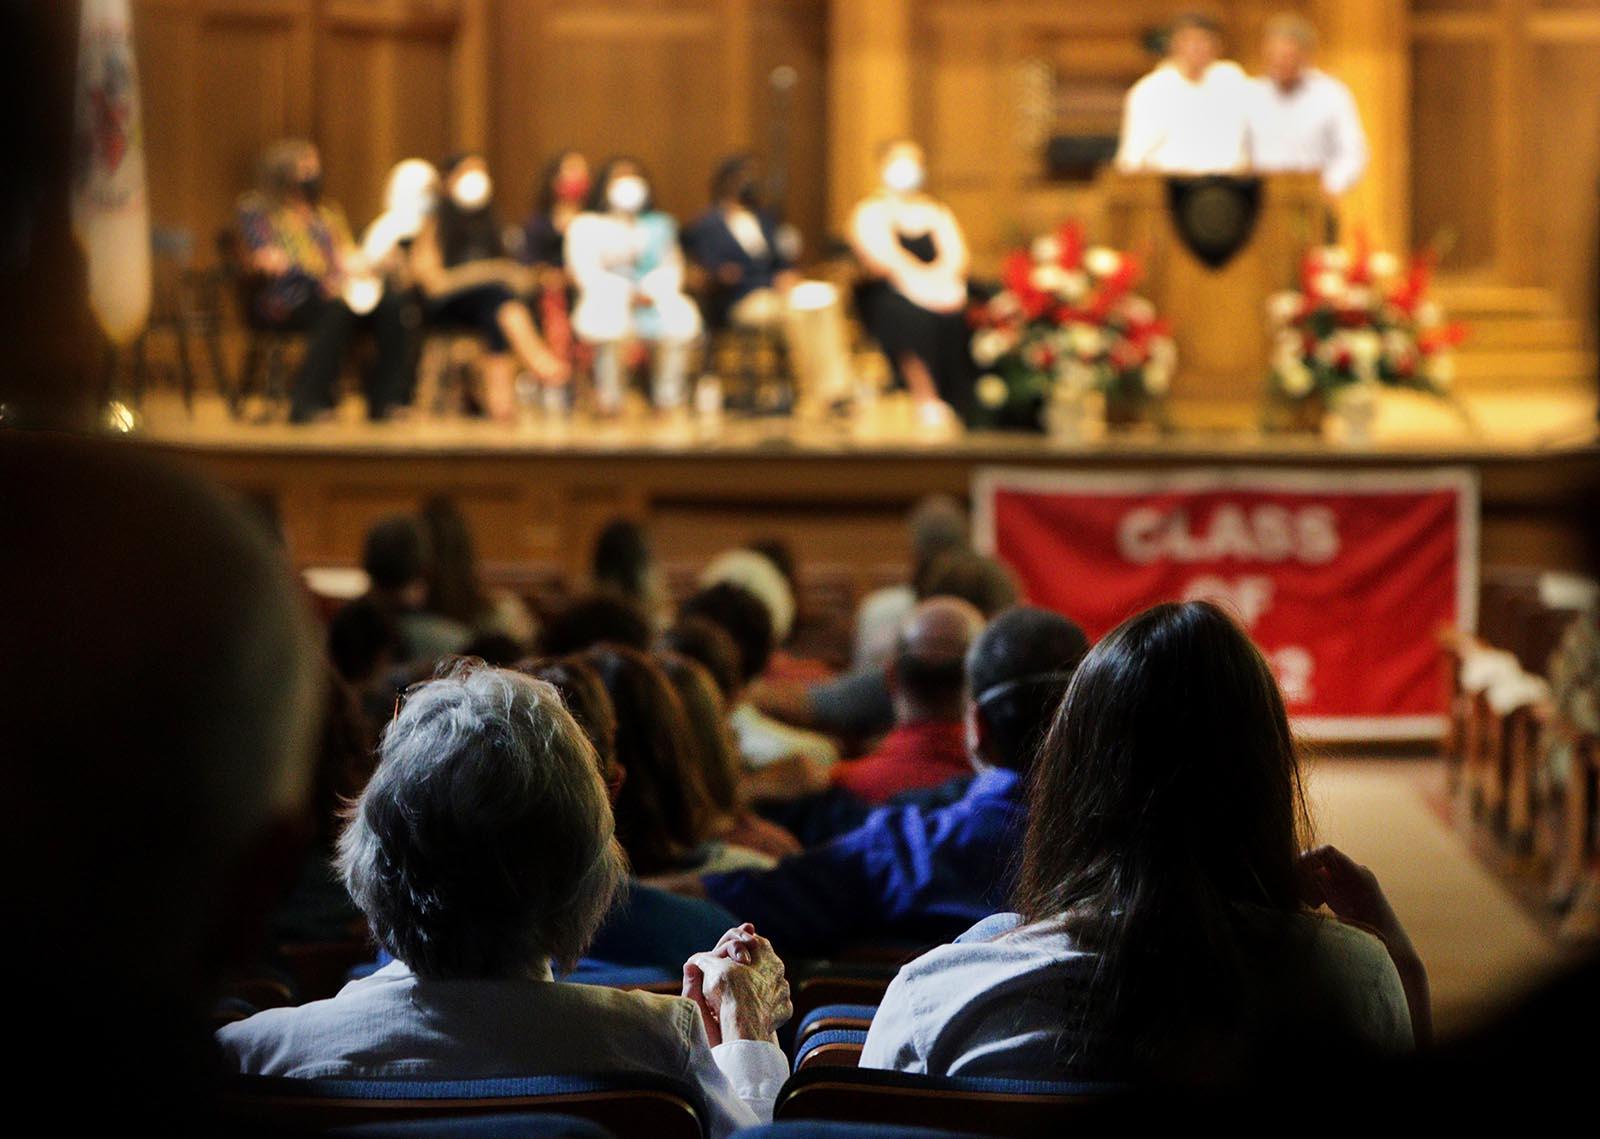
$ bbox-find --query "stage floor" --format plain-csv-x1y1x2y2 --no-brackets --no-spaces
137,390,1600,590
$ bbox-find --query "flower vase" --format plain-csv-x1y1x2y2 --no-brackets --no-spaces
1044,389,1091,443
1332,384,1379,446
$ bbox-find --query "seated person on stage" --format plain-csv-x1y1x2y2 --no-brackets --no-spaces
679,581,841,770
356,158,440,407
682,153,797,332
520,149,591,368
659,606,1089,958
853,494,970,670
1115,12,1250,175
356,513,471,665
522,656,750,973
586,644,776,877
755,548,1019,745
217,665,792,1138
566,156,703,413
746,597,985,807
658,650,804,861
235,138,409,423
861,601,1429,1085
849,139,976,423
1245,14,1369,199
409,152,570,421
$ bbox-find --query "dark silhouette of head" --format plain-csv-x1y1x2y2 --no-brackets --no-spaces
965,605,1089,773
541,591,654,656
680,582,775,688
1015,601,1311,1083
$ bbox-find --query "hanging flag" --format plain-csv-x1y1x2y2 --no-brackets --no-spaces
72,0,151,346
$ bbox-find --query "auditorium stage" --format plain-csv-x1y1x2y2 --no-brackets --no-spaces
139,391,1599,600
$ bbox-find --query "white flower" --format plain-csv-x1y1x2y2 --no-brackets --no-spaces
1272,329,1304,367
1066,324,1105,357
1367,251,1400,279
1084,246,1122,278
1030,264,1068,293
1143,360,1172,396
1347,330,1383,379
1279,360,1315,397
1149,336,1177,369
1313,270,1347,299
1266,291,1303,325
988,292,1022,320
971,328,1014,367
1343,286,1374,312
1120,296,1156,324
975,374,1010,409
1414,300,1443,329
1031,234,1061,265
1424,353,1456,389
1058,270,1089,301
1317,245,1351,271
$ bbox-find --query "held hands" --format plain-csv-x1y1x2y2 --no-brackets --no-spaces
681,923,793,1047
1299,844,1433,1045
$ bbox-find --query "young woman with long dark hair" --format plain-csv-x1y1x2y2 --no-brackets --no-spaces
860,600,1429,1086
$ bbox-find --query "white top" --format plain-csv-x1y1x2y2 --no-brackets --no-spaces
860,910,1412,1080
729,701,839,769
853,584,917,669
217,959,788,1139
1116,61,1252,175
848,195,968,314
1245,68,1369,195
724,208,770,260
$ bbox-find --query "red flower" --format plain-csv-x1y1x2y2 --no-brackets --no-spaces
1002,251,1052,320
1390,250,1434,315
1418,322,1468,354
1347,229,1372,286
1057,220,1085,271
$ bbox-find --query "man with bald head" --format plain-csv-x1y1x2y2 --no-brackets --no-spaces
831,597,984,804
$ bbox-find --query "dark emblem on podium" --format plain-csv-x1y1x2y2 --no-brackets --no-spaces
1165,176,1263,270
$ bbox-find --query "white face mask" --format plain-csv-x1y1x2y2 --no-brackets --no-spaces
607,175,649,214
882,156,925,195
451,169,492,211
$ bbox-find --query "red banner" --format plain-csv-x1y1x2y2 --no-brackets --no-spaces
974,467,1478,739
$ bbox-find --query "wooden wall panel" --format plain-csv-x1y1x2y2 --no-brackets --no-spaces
1531,41,1600,341
1410,38,1498,273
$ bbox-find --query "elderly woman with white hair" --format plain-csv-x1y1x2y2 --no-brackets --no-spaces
217,664,792,1136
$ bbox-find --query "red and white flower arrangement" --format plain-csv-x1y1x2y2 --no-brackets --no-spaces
967,221,1176,429
1266,237,1466,404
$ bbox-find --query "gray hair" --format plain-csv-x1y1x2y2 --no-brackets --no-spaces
338,663,626,978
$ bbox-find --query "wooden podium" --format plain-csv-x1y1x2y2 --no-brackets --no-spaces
1101,171,1327,430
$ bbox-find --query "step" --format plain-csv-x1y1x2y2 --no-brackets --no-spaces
1432,282,1564,318
1459,315,1587,351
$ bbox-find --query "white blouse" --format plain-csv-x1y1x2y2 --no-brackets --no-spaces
861,909,1413,1080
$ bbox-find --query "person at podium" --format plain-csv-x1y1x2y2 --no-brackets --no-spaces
849,139,975,424
1244,15,1369,198
1115,12,1250,175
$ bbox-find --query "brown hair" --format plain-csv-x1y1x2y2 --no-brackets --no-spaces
657,650,742,818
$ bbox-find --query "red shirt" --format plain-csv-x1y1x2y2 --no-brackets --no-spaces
831,719,971,805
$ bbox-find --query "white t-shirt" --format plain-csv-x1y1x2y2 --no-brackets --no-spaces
1245,68,1369,195
1116,61,1252,174
861,909,1413,1080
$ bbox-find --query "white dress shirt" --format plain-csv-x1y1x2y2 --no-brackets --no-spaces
217,959,788,1139
860,909,1413,1080
1246,68,1369,194
1116,61,1252,175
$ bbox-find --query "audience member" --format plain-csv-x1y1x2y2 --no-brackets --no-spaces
236,138,410,423
586,645,770,875
753,598,986,806
541,590,655,656
566,155,701,412
359,513,471,664
860,601,1426,1086
681,581,841,769
521,656,745,971
746,536,837,685
757,547,1019,743
659,650,803,859
667,606,1087,957
217,665,791,1136
409,152,569,419
591,516,669,625
2,433,322,1123
854,494,971,669
849,138,975,422
418,494,539,649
